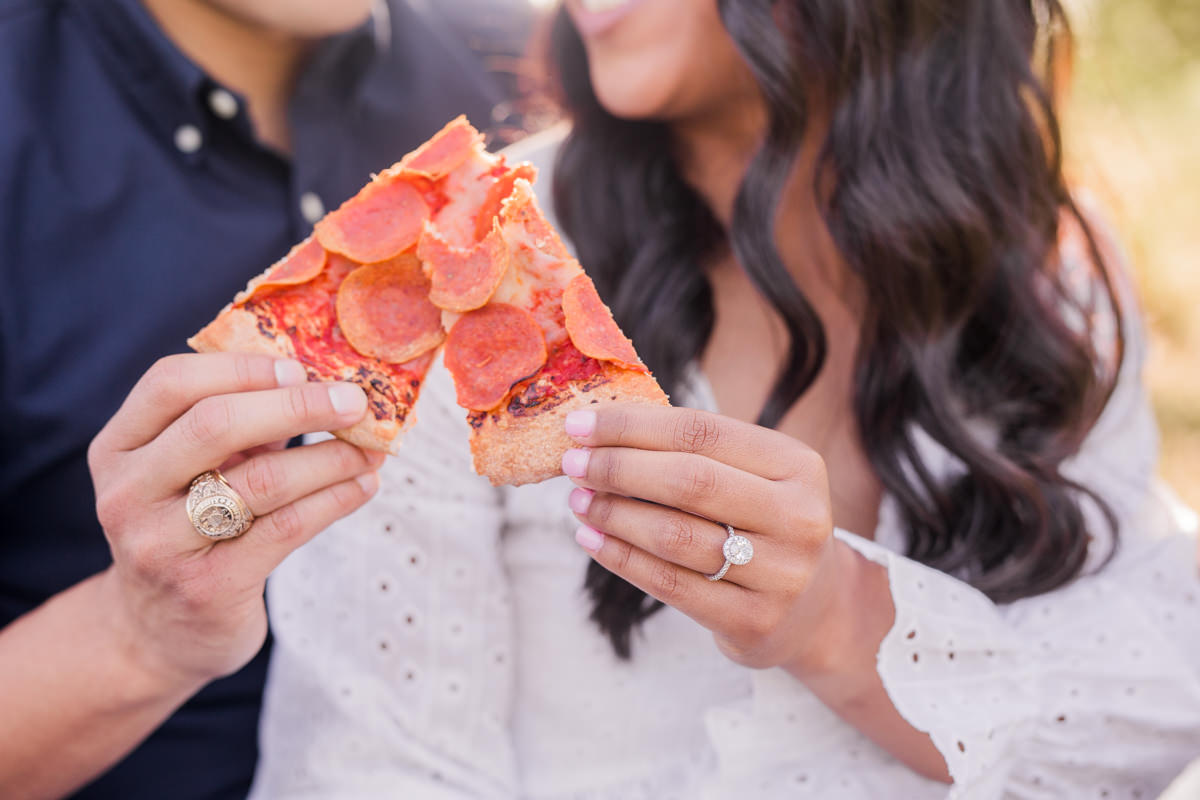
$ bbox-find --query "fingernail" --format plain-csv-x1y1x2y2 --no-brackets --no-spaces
568,487,594,515
575,524,605,553
328,383,367,416
562,448,590,478
274,359,308,387
356,471,379,494
565,410,596,438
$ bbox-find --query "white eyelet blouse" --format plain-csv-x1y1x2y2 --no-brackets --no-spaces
248,131,1200,800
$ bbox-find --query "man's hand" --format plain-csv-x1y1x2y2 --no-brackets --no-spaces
87,352,382,682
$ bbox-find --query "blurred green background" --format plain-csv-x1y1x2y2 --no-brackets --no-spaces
1064,0,1199,510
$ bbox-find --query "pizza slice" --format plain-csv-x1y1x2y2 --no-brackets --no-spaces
190,117,667,485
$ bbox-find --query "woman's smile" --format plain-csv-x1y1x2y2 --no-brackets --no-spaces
568,0,651,37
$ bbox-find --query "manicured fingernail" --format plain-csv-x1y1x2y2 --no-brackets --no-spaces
565,410,596,438
575,524,605,553
568,487,594,515
328,383,367,416
275,359,308,387
356,471,380,494
562,448,590,478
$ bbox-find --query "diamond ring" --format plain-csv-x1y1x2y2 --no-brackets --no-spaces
706,523,753,582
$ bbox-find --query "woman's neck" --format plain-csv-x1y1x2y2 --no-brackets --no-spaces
671,103,766,229
140,0,313,154
671,103,864,316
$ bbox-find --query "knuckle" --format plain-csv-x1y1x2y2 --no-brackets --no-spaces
330,477,370,512
265,503,306,546
649,561,684,604
780,566,812,600
779,501,814,538
672,410,721,454
587,494,615,527
174,571,217,614
719,638,774,670
124,539,173,584
282,384,321,425
658,515,696,560
787,447,828,485
332,441,369,475
86,434,108,476
232,353,258,390
781,496,833,547
611,537,635,574
743,602,782,642
140,357,186,411
673,460,718,505
597,450,622,488
240,456,283,505
95,479,138,533
182,396,234,449
147,355,186,394
610,408,632,445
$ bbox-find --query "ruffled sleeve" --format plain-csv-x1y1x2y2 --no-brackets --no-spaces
249,362,518,799
853,279,1200,795
705,225,1200,798
845,523,1200,797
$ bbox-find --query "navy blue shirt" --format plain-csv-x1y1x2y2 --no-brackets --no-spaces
0,1,500,796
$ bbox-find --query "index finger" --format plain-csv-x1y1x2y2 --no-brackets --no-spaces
565,404,803,481
98,353,309,452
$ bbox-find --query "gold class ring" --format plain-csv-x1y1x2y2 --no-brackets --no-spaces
186,469,255,540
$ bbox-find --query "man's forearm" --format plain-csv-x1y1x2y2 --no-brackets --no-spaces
0,570,204,800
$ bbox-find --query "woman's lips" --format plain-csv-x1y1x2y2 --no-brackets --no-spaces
570,0,650,37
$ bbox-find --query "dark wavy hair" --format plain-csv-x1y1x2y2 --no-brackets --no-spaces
549,0,1122,658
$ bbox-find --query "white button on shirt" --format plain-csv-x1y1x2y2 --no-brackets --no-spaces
300,191,325,225
207,88,239,120
173,124,202,154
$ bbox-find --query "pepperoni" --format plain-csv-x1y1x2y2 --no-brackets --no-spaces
239,238,327,303
335,253,445,364
444,303,548,411
474,163,537,241
402,116,481,178
562,274,645,372
315,175,430,264
417,222,510,312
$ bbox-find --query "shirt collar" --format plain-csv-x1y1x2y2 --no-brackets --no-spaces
70,0,208,154
69,0,386,159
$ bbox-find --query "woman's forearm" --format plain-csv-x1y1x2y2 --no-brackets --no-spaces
787,541,951,783
0,569,204,800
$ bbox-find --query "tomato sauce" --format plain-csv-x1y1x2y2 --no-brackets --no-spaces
242,254,430,423
538,340,605,388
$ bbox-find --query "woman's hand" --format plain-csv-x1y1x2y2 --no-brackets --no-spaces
561,403,854,673
87,352,384,684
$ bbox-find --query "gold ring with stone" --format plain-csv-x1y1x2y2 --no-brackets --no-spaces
186,469,254,540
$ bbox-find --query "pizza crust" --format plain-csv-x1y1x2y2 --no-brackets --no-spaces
188,305,296,360
468,365,669,486
188,305,415,456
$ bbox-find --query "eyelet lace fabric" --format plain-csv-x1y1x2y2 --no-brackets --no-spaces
249,144,1200,798
250,338,1199,799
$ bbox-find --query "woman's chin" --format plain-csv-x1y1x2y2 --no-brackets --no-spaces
592,89,665,121
587,60,679,121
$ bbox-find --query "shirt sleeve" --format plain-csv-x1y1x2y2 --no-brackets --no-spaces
856,280,1200,795
249,362,518,800
706,228,1200,797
